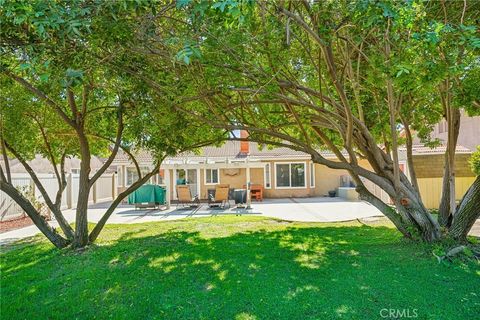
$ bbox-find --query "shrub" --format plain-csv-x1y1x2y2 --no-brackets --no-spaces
469,146,480,176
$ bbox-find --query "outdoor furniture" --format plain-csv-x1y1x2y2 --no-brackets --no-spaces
127,184,166,209
208,184,230,208
244,184,264,201
176,185,200,208
233,189,247,205
208,188,235,201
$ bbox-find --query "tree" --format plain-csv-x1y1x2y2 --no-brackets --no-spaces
154,0,480,242
449,147,480,240
0,0,225,248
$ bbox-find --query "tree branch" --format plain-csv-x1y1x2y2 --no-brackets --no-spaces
3,70,75,127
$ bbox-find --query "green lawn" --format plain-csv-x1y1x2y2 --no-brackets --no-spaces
1,217,479,320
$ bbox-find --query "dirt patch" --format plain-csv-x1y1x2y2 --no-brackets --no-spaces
0,216,34,233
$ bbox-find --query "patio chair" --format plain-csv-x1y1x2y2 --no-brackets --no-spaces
176,185,200,208
208,184,230,209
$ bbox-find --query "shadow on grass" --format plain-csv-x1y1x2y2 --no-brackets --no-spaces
1,220,479,320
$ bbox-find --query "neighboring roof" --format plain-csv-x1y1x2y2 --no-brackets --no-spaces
112,149,157,164
3,142,472,172
112,141,474,166
398,144,472,155
0,155,106,174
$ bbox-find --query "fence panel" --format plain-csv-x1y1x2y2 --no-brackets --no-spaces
0,176,31,221
360,177,391,204
1,173,116,221
94,174,114,202
417,176,475,209
71,174,80,207
35,174,67,209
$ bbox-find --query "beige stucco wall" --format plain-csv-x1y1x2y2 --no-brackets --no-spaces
250,168,264,186
310,159,374,197
219,168,246,189
197,168,245,199
312,164,347,197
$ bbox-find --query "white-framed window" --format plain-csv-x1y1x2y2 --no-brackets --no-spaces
264,163,271,189
275,162,306,189
310,162,315,188
126,166,151,186
205,168,219,184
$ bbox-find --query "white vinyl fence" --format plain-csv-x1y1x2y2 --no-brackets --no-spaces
0,173,117,221
360,177,391,204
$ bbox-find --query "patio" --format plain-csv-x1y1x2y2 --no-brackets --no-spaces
85,196,384,223
0,197,383,245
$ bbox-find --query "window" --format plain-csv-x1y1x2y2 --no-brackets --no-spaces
205,168,219,184
126,166,151,186
264,163,271,189
275,162,306,188
310,162,315,187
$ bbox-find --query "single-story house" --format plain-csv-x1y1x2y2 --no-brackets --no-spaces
111,134,475,208
113,139,358,201
111,130,477,209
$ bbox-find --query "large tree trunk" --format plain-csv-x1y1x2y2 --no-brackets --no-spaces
356,186,412,238
439,107,460,227
72,132,91,248
89,164,160,243
72,162,90,248
0,180,69,248
449,176,480,241
88,191,123,243
1,138,11,183
402,120,420,196
394,197,441,242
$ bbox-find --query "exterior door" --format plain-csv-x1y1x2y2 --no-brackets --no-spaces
176,169,199,197
186,169,198,197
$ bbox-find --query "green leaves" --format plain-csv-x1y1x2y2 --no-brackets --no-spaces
212,0,235,12
176,0,193,9
395,65,411,78
469,147,480,176
62,68,84,87
175,43,202,65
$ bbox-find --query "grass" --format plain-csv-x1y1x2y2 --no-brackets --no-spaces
1,216,479,320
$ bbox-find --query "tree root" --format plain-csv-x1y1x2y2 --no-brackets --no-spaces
433,245,466,263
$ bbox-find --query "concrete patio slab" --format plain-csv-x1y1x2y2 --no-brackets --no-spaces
0,197,383,245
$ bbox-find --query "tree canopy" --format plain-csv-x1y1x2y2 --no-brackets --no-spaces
0,0,226,248
1,0,479,247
